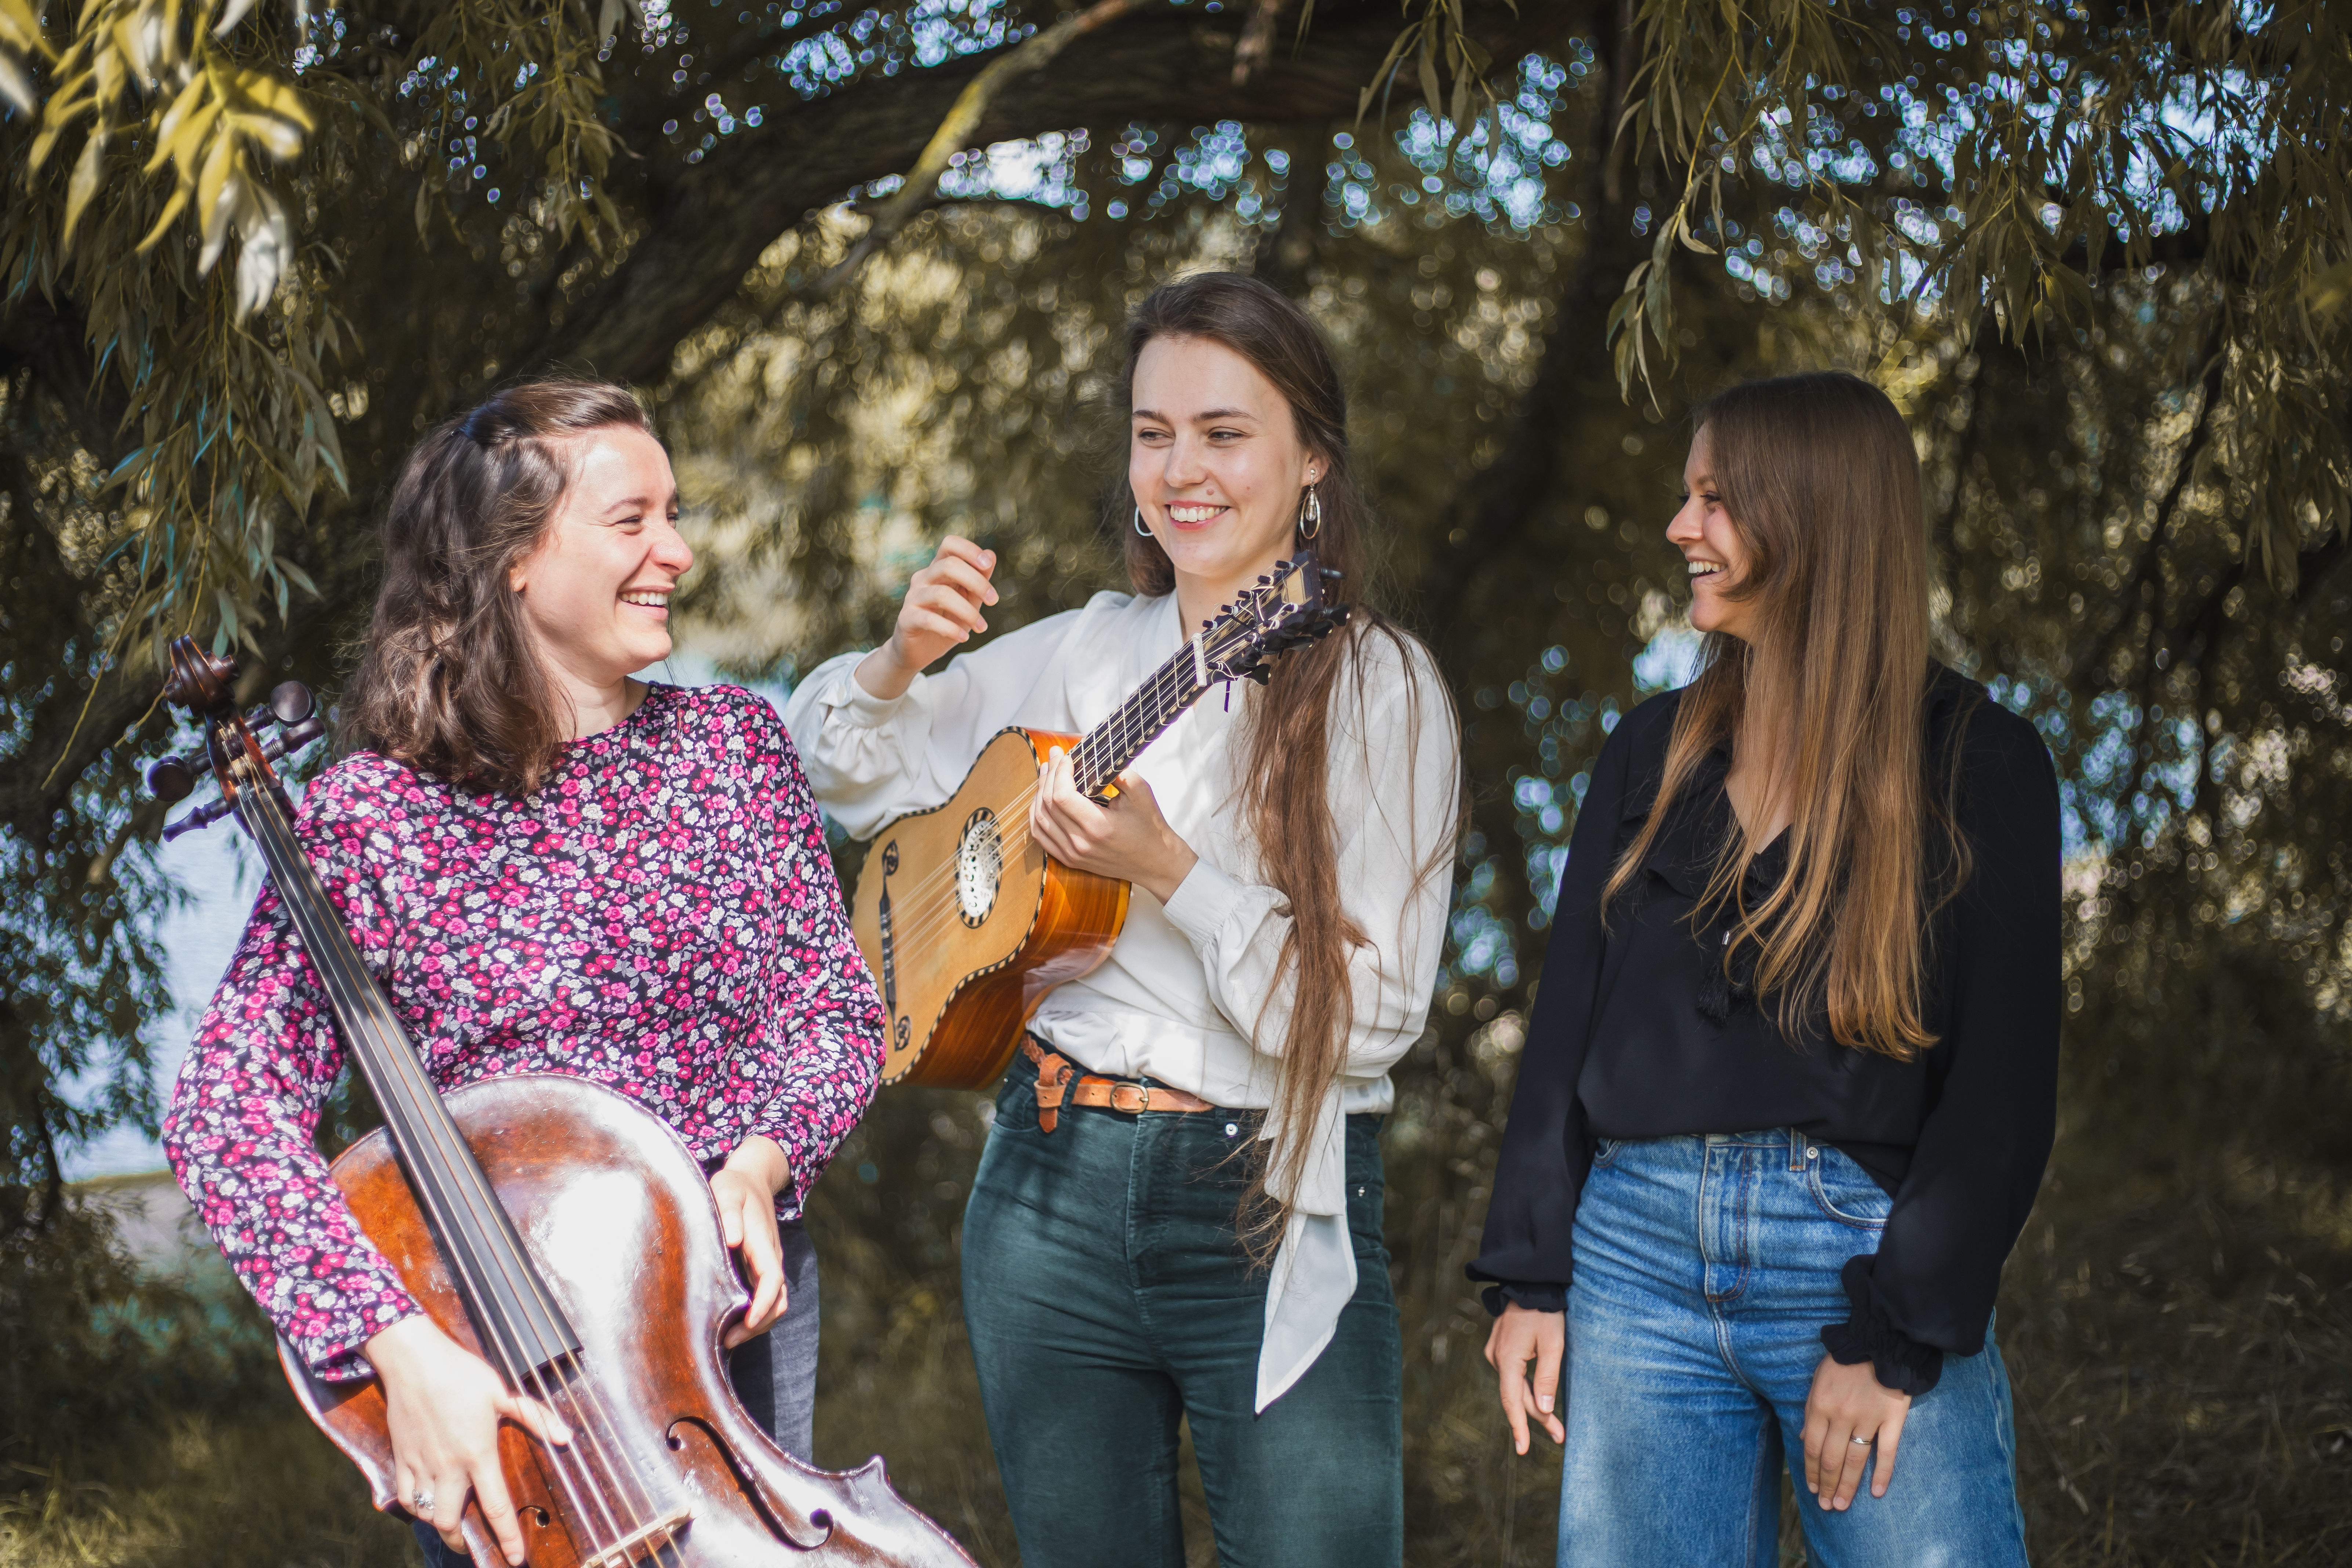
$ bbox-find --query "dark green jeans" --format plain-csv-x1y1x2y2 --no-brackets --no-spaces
961,1047,1403,1568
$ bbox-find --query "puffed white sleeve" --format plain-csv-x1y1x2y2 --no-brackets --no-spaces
1159,633,1460,1080
781,599,1106,837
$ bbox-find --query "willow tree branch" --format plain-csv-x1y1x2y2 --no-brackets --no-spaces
813,0,1157,296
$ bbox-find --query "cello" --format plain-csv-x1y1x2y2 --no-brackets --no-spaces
150,636,973,1568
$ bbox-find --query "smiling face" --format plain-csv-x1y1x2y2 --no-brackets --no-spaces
1129,334,1321,616
508,424,692,697
1666,422,1757,641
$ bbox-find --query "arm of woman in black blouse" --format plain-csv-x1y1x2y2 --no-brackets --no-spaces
1806,701,2063,1503
1473,707,1648,1454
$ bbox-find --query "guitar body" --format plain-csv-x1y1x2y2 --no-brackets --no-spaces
850,728,1130,1089
281,1073,969,1566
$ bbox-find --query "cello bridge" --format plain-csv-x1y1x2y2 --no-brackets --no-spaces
578,1507,694,1567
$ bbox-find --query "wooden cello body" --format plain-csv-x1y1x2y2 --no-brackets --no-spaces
152,636,973,1568
288,1074,964,1567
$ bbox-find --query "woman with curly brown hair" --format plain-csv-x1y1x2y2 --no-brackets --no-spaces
166,380,886,1568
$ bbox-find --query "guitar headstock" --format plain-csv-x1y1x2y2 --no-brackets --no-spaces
147,635,329,840
1196,550,1352,685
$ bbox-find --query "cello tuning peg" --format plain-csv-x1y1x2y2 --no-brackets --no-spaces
163,796,236,843
147,754,199,804
268,680,316,727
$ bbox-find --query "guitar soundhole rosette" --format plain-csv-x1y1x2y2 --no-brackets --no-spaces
955,808,1002,927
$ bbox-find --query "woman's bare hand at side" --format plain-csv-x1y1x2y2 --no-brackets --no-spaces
1802,1355,1911,1510
370,1314,571,1563
856,536,998,701
711,1134,792,1348
1484,1303,1566,1455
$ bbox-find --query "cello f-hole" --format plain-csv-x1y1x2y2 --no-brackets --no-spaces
664,1417,832,1551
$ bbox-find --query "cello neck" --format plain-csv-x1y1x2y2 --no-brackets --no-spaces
226,758,581,1376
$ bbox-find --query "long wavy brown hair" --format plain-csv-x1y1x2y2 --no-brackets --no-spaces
1601,371,1970,1059
1118,272,1457,1247
342,379,652,795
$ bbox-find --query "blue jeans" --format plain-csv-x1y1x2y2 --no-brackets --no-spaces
961,1046,1403,1568
1559,1130,2029,1568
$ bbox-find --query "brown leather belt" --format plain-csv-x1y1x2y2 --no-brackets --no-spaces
1022,1037,1215,1134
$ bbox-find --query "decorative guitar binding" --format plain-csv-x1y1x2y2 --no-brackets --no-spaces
852,552,1350,1089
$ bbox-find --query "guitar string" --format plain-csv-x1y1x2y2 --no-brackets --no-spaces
867,639,1204,917
876,643,1211,942
235,761,670,1563
885,674,1209,956
869,572,1315,930
884,667,1204,950
862,578,1297,917
884,651,1225,953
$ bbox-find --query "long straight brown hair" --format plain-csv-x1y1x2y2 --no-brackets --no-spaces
343,379,653,795
1602,371,1967,1059
1118,273,1456,1244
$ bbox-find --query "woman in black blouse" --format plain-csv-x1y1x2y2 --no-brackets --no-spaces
1473,371,2058,1565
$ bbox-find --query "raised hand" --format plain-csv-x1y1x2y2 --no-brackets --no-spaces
855,535,999,701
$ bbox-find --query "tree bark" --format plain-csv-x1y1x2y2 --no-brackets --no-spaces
537,0,1585,384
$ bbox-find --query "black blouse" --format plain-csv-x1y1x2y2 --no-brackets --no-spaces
1469,665,2060,1395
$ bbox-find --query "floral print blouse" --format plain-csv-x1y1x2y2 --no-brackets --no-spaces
163,684,887,1378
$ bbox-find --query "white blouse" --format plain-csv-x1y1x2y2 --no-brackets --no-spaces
783,588,1458,1408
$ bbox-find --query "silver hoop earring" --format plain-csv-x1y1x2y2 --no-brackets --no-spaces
1297,483,1323,542
1134,505,1152,538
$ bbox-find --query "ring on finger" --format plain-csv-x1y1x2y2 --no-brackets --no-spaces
412,1487,437,1515
1848,1433,1873,1448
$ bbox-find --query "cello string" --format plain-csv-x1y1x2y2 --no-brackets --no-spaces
234,763,650,1558
233,776,636,1559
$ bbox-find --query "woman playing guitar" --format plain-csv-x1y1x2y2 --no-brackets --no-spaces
163,381,888,1567
784,272,1461,1568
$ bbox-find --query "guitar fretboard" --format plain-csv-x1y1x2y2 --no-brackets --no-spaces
1069,636,1218,797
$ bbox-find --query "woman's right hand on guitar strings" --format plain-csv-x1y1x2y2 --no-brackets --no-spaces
365,1314,571,1565
855,535,999,701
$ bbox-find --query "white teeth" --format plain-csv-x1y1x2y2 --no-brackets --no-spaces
1167,504,1223,523
1687,561,1723,576
621,590,669,606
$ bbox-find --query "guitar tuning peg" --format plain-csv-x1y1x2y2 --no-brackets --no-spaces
1320,567,1343,581
1255,573,1272,586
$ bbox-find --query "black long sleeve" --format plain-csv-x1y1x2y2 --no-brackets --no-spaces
1825,700,2061,1374
1469,667,2062,1394
1466,696,1664,1311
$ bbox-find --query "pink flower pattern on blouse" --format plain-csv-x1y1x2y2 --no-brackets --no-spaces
163,685,886,1378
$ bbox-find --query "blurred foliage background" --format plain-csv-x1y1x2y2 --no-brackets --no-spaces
4,0,2350,1562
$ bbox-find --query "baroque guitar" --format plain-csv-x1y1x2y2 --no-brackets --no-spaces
853,553,1348,1089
